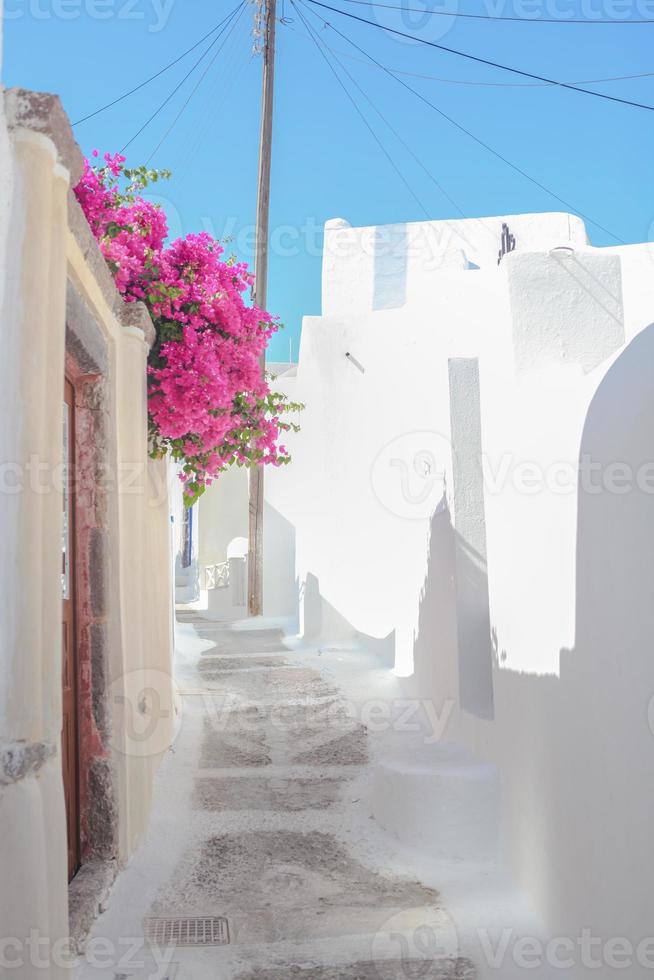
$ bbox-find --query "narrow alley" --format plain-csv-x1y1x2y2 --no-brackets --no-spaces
74,613,479,980
3,3,654,975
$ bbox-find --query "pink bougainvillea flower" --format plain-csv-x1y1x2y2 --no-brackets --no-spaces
74,153,299,504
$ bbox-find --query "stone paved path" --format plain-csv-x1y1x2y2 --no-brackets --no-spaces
75,615,476,980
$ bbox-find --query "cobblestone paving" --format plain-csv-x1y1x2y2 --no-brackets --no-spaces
74,614,476,980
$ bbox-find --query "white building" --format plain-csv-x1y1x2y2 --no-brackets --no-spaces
199,210,654,952
0,81,176,975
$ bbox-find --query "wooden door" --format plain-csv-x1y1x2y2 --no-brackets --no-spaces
62,379,80,881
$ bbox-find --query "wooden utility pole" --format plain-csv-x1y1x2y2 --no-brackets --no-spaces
248,0,277,616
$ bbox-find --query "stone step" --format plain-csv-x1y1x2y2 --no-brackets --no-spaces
224,904,458,947
233,958,476,980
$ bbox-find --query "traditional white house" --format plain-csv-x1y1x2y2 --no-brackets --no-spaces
0,80,176,976
199,209,654,954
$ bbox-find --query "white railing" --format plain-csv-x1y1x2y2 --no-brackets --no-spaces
205,561,230,591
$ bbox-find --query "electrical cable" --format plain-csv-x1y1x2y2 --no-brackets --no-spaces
73,4,244,126
295,10,471,218
120,2,245,153
291,12,504,248
145,3,248,165
283,22,654,85
301,0,626,240
291,0,433,217
305,0,654,111
172,19,256,182
336,0,654,24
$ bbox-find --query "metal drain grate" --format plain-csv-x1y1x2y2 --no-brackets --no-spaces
144,916,230,947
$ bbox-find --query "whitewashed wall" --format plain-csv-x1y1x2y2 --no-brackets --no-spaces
0,83,175,974
198,466,249,580
262,212,654,958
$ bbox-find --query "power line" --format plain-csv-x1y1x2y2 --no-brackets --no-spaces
290,13,504,249
121,3,245,154
335,0,654,23
145,3,248,165
170,25,256,182
291,12,471,220
384,68,654,86
73,6,243,126
301,0,625,241
284,20,654,85
291,0,432,217
305,0,654,111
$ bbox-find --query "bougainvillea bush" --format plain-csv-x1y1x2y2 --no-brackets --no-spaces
75,151,301,504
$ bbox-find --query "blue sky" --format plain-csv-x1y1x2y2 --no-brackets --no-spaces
3,0,653,360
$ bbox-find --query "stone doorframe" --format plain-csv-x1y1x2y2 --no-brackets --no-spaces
65,278,119,942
